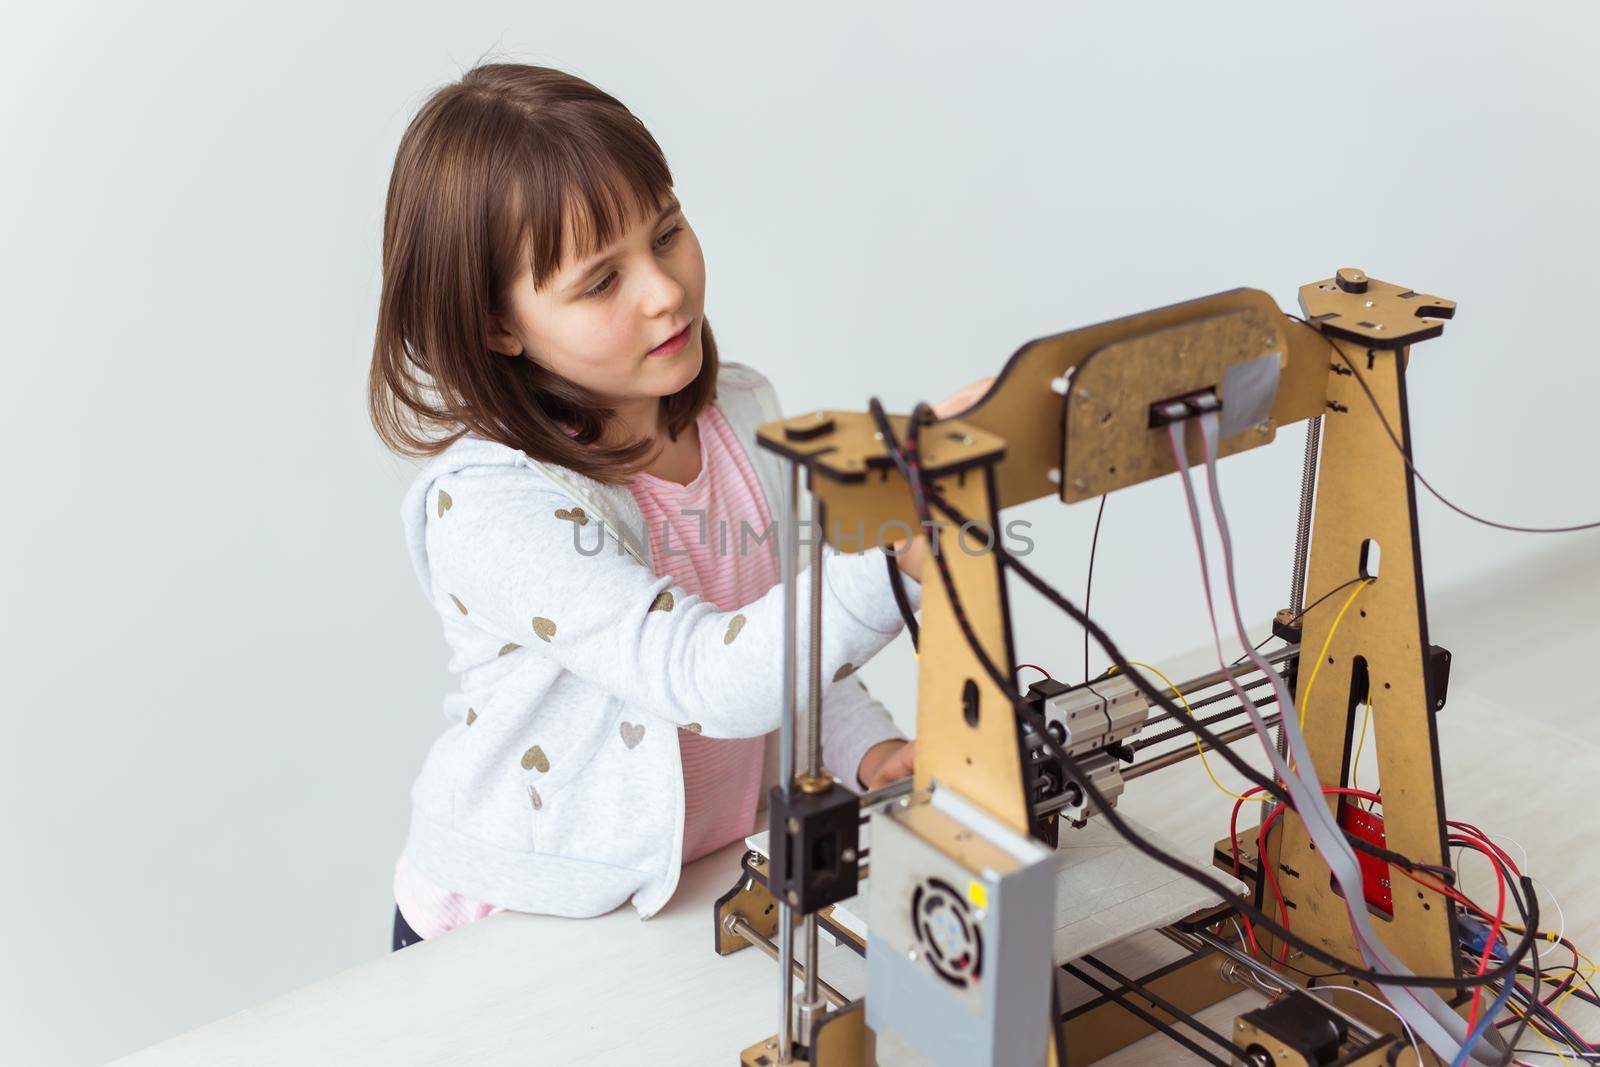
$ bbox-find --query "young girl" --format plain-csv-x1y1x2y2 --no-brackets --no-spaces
369,63,983,950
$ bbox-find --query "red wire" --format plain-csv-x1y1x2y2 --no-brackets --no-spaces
1225,786,1514,979
1452,835,1509,1031
1015,663,1053,680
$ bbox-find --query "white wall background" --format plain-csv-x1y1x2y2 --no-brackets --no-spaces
2,1,1596,1063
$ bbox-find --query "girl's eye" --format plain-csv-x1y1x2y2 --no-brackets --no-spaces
583,225,684,299
653,223,683,250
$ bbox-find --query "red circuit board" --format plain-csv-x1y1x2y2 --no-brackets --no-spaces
1338,801,1393,917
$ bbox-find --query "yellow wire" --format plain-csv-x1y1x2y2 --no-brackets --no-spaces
1495,925,1598,1017
1502,999,1576,1064
1109,660,1268,804
1351,697,1372,793
1550,948,1599,1015
1297,579,1376,731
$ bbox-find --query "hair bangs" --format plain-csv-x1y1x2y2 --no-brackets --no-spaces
516,120,675,293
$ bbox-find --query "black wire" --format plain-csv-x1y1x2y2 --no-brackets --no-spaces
884,547,920,652
930,481,1541,990
1228,575,1369,668
1455,839,1539,1063
1291,313,1600,534
867,396,1542,993
865,399,1292,809
872,399,1479,881
1084,494,1107,683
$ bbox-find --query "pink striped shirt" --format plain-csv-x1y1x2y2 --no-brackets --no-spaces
630,403,775,863
393,403,775,938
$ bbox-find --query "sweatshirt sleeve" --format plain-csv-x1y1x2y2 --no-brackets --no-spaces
422,462,921,741
820,672,906,791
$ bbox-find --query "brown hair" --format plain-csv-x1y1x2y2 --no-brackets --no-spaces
369,62,719,484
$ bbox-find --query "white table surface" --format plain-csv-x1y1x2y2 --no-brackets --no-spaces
110,542,1600,1066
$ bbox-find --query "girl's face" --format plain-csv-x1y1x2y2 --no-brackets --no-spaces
486,190,707,412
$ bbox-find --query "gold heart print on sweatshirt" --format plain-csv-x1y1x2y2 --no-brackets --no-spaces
724,614,747,644
465,708,477,725
649,591,674,613
498,642,521,656
619,722,645,749
521,745,549,773
684,722,702,734
833,663,856,682
449,594,468,615
554,507,588,526
532,617,556,642
528,785,542,811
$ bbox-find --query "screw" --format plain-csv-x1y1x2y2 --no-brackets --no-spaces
841,847,857,863
1256,421,1271,435
1073,478,1088,492
786,889,799,906
787,817,800,834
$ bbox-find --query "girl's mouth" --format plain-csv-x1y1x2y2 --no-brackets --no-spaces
647,322,691,357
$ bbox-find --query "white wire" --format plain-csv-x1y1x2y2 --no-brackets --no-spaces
1528,874,1568,966
1471,834,1570,968
1215,915,1423,1063
1306,984,1423,1067
1487,831,1532,876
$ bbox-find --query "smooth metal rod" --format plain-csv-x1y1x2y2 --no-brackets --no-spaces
805,490,825,780
1128,696,1278,753
776,461,800,1063
1169,643,1298,699
1123,715,1281,782
1289,416,1322,615
1281,415,1321,763
796,914,826,1045
856,776,915,812
724,913,848,1008
1164,926,1384,1044
779,461,800,799
776,906,795,1063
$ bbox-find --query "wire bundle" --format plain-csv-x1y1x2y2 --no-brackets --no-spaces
862,395,1556,1065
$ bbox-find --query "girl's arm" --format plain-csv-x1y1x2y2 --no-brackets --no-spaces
423,463,920,741
820,672,906,791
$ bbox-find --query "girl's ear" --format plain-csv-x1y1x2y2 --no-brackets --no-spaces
485,314,525,358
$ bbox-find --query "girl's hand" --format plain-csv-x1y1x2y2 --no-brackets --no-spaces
928,376,995,421
857,739,915,791
886,377,995,583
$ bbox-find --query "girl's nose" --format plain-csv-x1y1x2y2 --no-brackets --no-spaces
638,262,686,318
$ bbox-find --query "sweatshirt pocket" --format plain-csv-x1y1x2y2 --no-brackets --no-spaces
534,707,675,874
518,694,624,841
